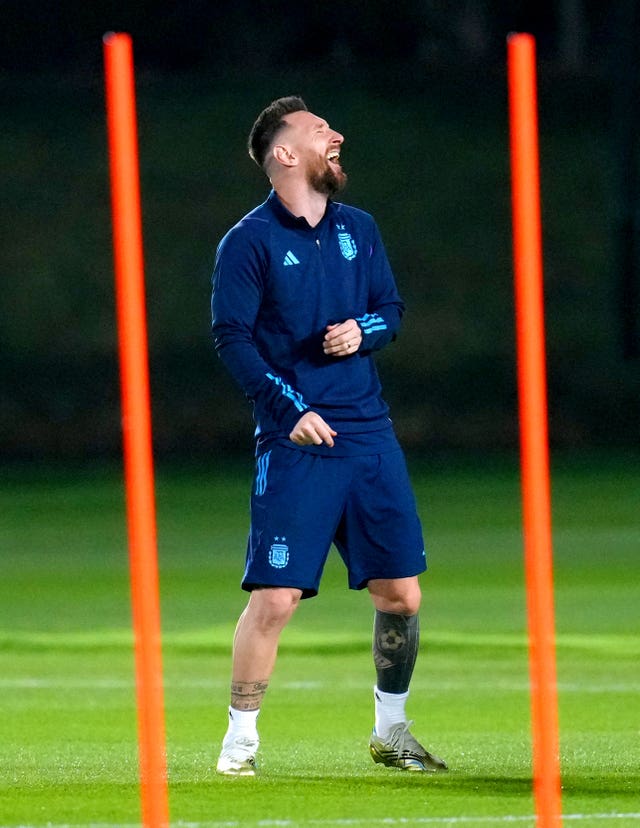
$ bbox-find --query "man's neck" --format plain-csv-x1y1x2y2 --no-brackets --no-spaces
273,181,329,228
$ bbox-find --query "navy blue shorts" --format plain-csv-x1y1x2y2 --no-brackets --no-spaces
242,445,426,598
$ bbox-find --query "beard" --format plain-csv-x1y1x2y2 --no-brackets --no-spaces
307,158,347,197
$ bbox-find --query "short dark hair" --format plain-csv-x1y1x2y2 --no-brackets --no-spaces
248,96,308,169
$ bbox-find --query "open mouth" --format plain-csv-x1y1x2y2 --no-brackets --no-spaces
327,150,341,167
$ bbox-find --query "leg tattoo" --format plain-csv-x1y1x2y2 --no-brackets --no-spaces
372,610,420,694
231,680,269,711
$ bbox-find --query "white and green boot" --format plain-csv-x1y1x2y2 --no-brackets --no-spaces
216,734,259,776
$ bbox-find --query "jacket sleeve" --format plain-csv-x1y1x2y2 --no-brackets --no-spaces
355,220,405,354
211,226,310,434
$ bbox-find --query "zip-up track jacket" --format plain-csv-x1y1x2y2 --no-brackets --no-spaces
211,190,405,445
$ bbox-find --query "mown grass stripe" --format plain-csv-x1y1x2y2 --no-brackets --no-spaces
3,812,640,828
1,678,639,694
1,629,638,655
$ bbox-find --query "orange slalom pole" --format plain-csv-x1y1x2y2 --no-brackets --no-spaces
507,33,563,827
103,32,169,828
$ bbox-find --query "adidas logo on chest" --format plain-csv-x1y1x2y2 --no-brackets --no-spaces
283,250,300,266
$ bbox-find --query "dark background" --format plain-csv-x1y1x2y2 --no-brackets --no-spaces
2,1,638,461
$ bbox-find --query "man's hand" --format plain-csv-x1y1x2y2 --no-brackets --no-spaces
323,319,363,357
289,411,337,447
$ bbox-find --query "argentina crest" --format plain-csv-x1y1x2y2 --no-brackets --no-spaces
268,537,289,569
336,224,358,261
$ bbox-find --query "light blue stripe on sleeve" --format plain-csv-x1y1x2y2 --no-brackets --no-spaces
357,313,387,334
266,373,308,412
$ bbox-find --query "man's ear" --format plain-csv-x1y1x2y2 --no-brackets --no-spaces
272,143,298,167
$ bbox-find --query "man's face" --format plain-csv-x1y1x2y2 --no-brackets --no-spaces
281,110,347,196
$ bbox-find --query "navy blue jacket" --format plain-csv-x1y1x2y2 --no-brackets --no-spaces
211,190,404,448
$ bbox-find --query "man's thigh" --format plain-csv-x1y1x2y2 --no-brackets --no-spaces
243,447,349,597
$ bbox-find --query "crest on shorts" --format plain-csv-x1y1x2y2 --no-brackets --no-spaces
268,537,289,569
337,226,357,261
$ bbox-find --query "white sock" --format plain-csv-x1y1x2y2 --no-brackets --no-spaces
224,706,260,743
374,686,409,739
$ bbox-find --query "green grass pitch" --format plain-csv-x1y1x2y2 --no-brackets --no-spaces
1,454,638,826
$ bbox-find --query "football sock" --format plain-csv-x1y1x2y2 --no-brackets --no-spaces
374,686,409,739
224,706,260,742
372,610,420,693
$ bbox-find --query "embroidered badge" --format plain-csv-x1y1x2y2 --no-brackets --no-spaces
283,250,300,266
337,226,358,261
268,537,289,569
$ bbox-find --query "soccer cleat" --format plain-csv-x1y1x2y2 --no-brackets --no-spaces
216,734,259,776
369,721,448,773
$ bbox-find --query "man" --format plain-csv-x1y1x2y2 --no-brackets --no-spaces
211,96,447,776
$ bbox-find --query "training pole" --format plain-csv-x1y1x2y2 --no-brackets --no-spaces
507,33,562,827
103,32,170,828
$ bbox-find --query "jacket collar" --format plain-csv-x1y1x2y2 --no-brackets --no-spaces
267,189,336,231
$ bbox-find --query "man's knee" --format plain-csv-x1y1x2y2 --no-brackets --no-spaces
368,577,422,616
248,587,302,631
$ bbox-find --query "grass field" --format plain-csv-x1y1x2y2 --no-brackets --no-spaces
1,453,638,827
